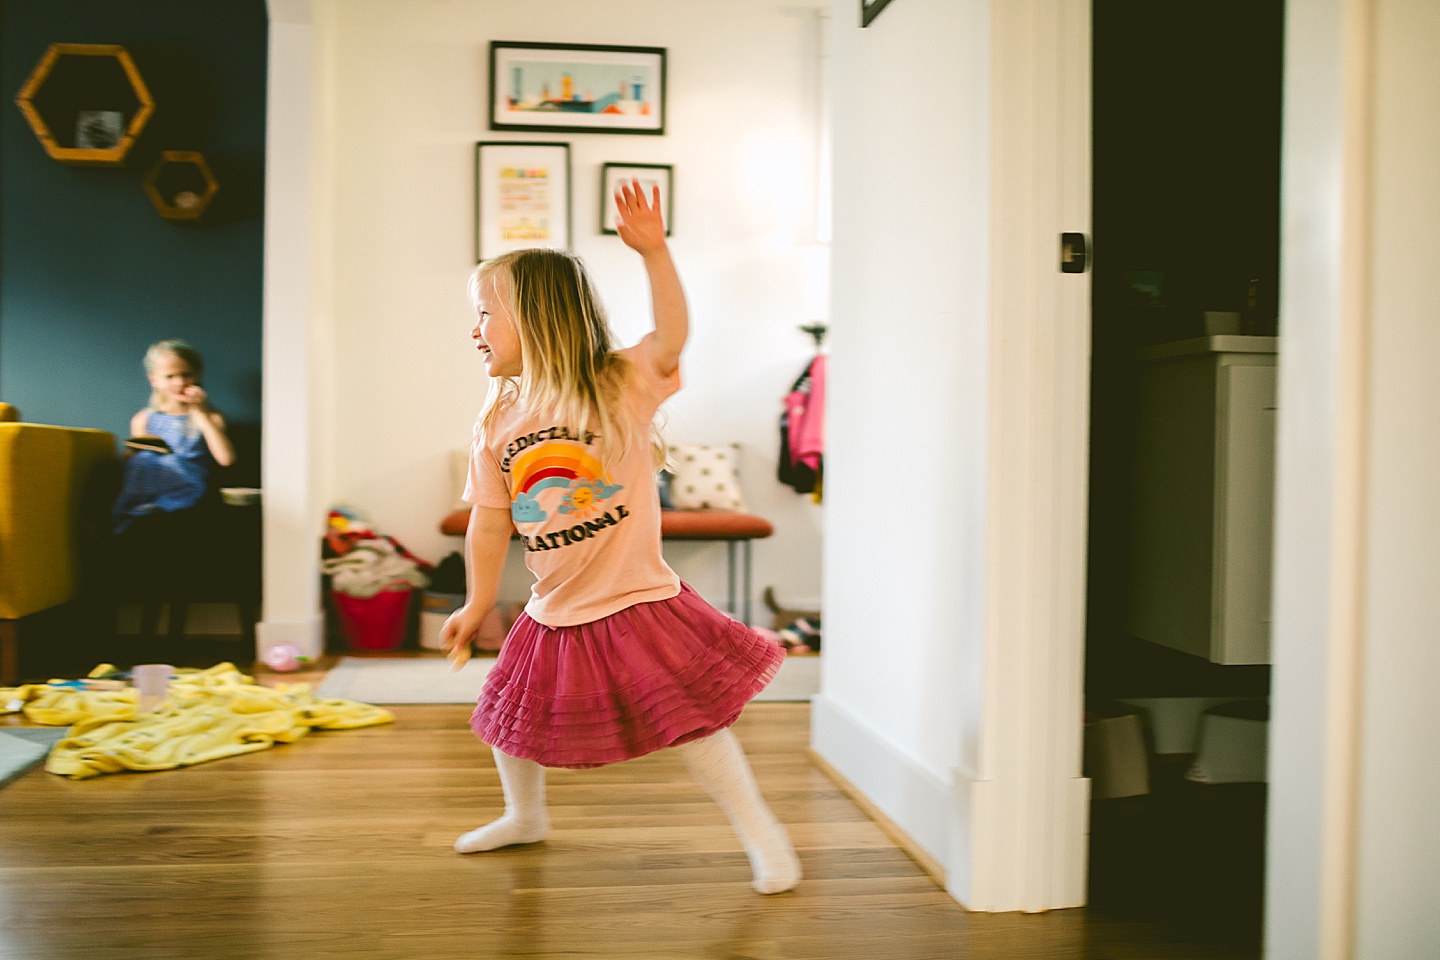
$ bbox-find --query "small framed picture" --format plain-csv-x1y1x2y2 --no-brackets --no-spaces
600,163,673,236
490,42,666,136
75,109,124,149
475,141,571,263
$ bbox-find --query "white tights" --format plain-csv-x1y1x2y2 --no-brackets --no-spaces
675,729,803,894
453,748,551,854
454,730,801,895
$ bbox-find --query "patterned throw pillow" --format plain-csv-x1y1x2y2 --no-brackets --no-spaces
666,443,747,511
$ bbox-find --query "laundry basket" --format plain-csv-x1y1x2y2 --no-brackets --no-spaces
331,586,413,651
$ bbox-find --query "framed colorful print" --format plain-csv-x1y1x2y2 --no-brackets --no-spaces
474,141,571,263
600,162,673,236
489,42,667,135
861,0,896,26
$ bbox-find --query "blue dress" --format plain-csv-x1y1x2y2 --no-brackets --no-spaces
111,411,213,533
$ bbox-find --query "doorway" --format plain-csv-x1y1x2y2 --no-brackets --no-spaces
1084,0,1284,949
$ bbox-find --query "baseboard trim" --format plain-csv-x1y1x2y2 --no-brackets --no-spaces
809,695,951,886
807,747,947,886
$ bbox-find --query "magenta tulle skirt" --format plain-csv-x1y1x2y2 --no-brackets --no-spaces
470,583,784,768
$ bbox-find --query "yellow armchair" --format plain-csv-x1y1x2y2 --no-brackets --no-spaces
0,405,114,684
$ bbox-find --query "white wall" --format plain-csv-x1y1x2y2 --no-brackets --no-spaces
312,0,826,615
1353,0,1440,953
817,0,990,863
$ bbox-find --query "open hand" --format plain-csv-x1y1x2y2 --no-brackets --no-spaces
614,179,667,256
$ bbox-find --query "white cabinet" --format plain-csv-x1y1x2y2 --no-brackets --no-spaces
1127,336,1278,664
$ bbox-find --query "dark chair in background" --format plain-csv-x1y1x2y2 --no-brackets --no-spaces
100,423,262,666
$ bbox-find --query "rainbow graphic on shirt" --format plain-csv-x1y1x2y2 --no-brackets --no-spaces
507,440,621,523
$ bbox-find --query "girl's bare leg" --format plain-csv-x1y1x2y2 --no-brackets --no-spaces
676,729,802,894
454,748,551,853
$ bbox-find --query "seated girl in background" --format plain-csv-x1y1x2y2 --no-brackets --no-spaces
112,338,234,534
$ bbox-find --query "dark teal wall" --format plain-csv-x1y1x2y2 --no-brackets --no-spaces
0,0,266,478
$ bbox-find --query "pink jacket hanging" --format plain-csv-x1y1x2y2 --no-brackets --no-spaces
787,355,825,471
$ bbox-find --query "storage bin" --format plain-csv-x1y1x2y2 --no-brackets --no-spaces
418,591,465,651
1186,700,1270,784
1084,711,1151,799
331,586,413,651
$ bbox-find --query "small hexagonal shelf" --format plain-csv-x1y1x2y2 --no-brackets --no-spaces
13,43,155,166
144,151,219,221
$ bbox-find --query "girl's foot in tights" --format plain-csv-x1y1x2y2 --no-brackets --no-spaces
677,729,803,894
454,749,550,853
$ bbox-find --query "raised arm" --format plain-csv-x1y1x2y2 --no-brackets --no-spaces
439,504,514,668
180,385,235,467
614,180,688,378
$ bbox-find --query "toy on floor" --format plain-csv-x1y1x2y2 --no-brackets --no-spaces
262,642,309,673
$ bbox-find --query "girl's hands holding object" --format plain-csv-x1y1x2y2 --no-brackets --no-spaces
614,180,667,256
439,604,487,669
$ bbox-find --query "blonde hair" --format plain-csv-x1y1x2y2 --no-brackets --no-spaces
143,339,204,410
470,249,664,471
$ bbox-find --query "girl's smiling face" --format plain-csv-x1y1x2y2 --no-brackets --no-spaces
472,271,523,377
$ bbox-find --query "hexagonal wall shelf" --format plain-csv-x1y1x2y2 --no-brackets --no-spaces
14,43,154,166
144,151,219,221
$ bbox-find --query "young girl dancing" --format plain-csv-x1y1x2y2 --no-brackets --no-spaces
440,182,801,895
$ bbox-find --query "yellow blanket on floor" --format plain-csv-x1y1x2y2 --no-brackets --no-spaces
0,663,393,779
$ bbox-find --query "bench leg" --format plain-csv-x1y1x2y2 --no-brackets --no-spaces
720,541,755,625
742,540,753,627
726,542,738,618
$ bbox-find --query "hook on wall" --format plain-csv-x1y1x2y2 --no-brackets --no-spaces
799,323,828,349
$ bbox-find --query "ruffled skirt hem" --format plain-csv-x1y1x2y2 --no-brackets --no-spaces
470,583,784,768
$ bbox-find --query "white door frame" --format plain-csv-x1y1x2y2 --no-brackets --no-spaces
260,0,326,660
962,0,1093,912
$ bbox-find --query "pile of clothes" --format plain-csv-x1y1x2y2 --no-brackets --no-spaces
320,505,432,598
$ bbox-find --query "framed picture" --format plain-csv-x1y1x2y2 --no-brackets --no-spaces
474,141,571,263
75,109,124,149
600,162,673,236
490,42,666,135
861,0,896,27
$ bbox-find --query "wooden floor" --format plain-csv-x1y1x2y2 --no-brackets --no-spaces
0,699,1259,960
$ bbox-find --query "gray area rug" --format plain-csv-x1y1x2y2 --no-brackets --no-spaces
315,654,821,705
0,728,69,789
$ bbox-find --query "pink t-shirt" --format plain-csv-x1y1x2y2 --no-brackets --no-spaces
463,340,682,627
